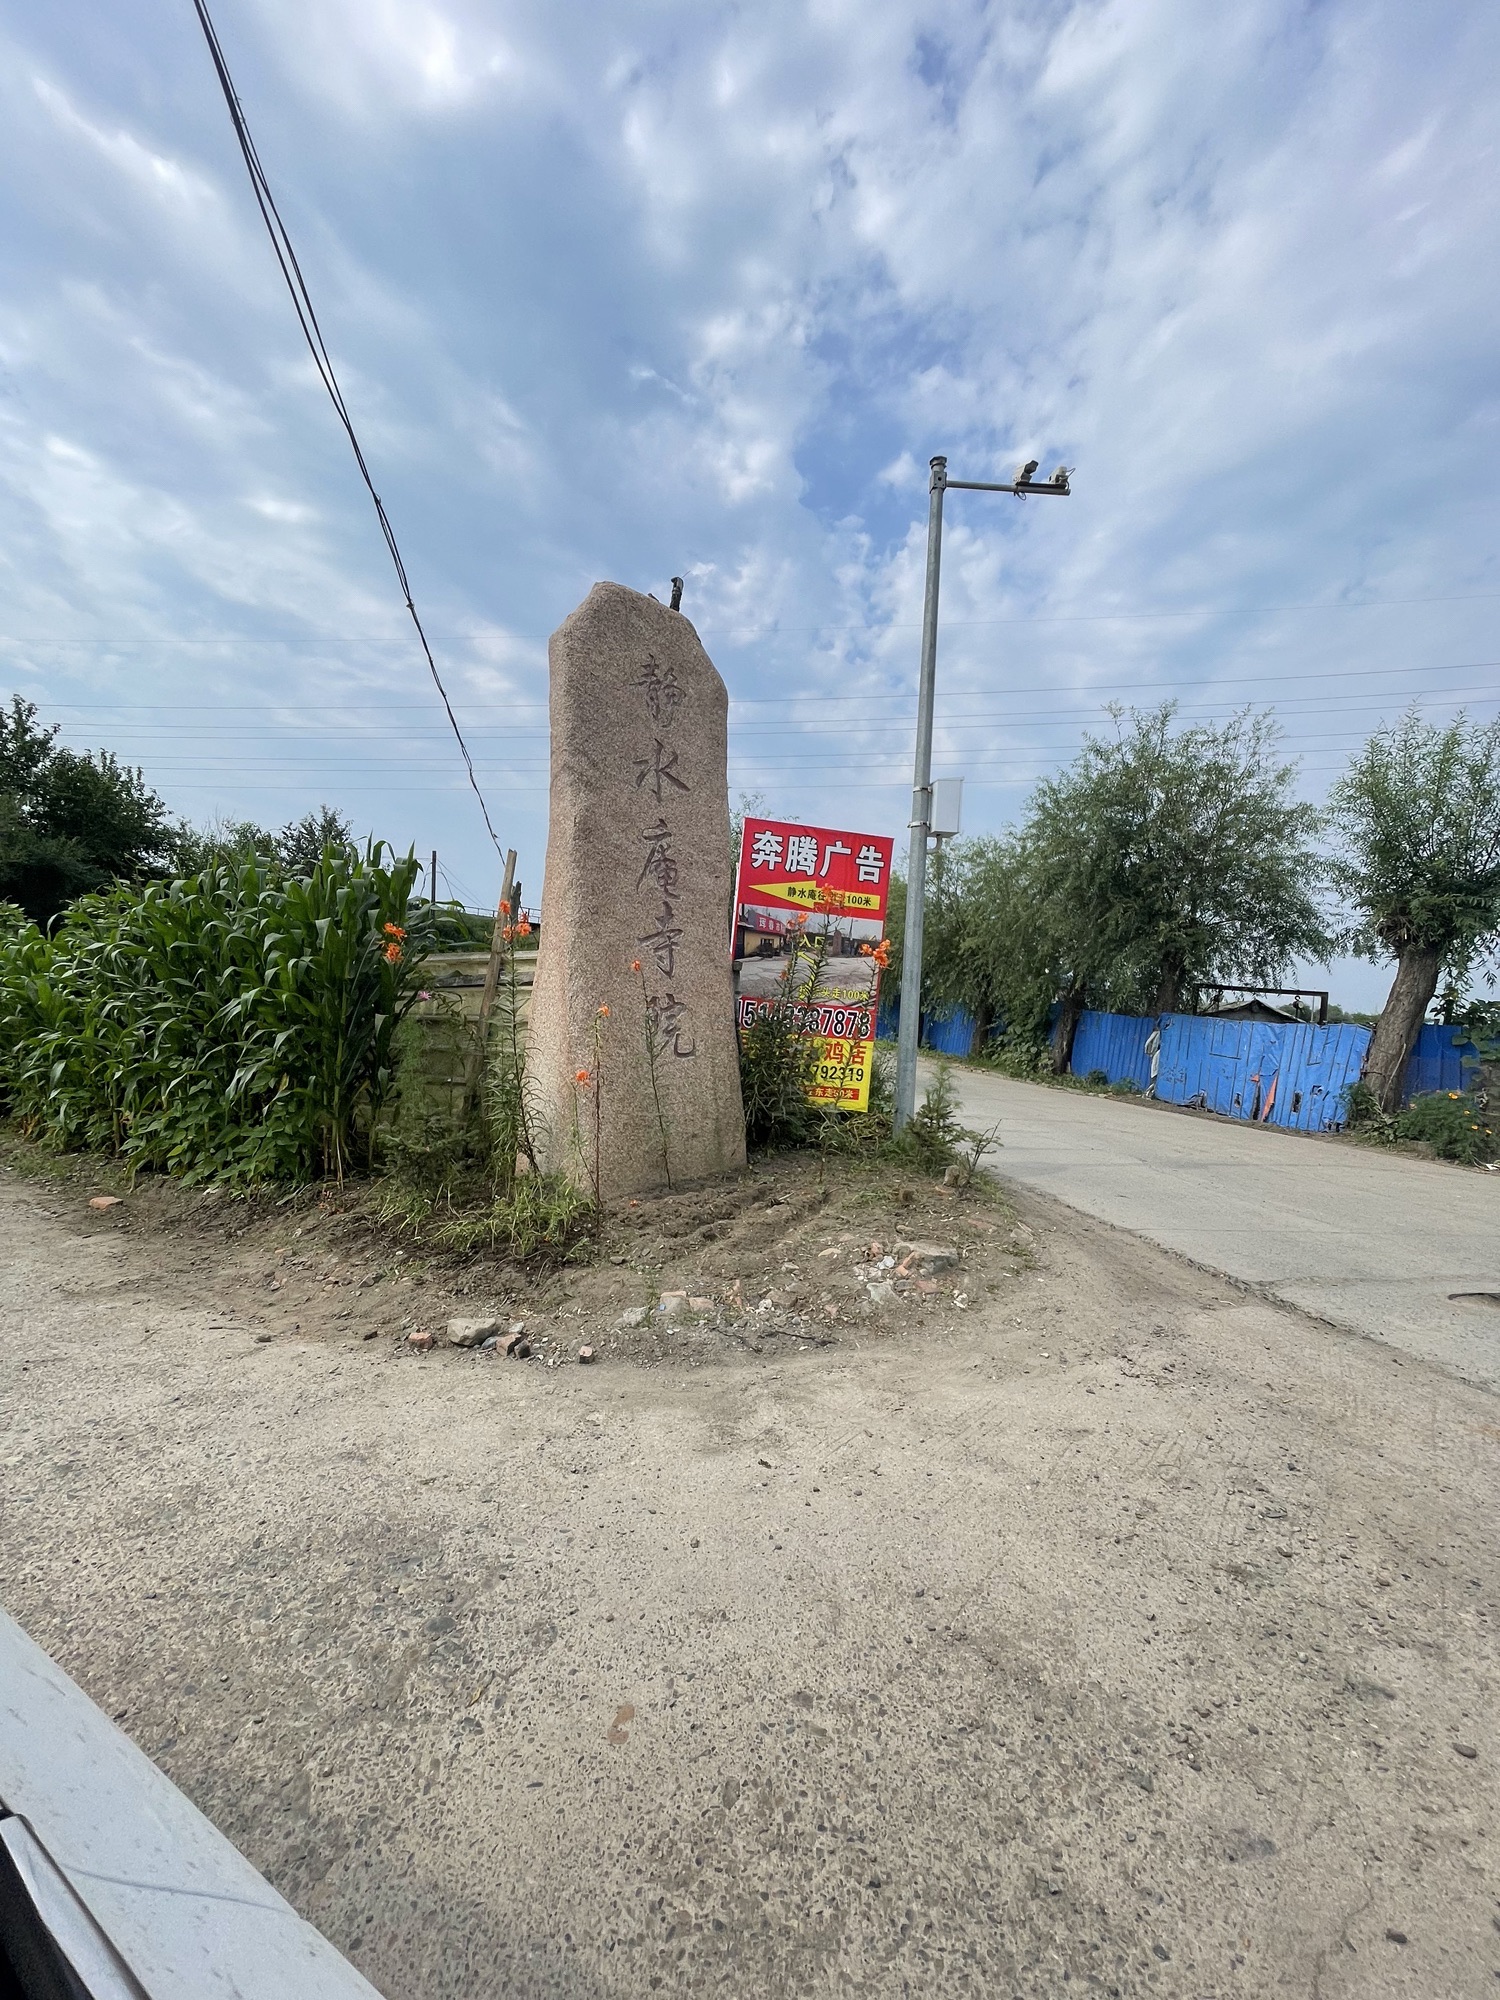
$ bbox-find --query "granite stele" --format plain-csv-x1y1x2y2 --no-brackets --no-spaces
527,582,747,1199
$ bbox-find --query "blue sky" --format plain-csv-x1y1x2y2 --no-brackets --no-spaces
2,0,1496,1006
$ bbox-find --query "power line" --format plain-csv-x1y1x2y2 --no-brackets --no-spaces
702,592,1500,634
7,588,1499,652
436,860,481,907
189,0,505,859
27,655,1500,715
111,729,1463,775
49,687,1500,751
97,698,1500,756
150,760,1374,800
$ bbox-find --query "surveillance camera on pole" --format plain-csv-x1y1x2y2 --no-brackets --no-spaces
892,452,1075,1131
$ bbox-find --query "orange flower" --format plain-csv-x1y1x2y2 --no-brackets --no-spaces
630,959,643,973
598,1003,611,1017
383,941,402,963
383,922,406,939
575,1068,592,1085
499,899,512,917
517,917,532,937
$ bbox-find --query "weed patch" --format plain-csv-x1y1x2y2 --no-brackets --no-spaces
1346,1080,1497,1166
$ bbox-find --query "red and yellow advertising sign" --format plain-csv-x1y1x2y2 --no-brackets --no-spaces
732,817,895,1113
736,818,895,920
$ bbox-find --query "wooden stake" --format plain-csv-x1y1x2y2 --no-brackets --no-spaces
462,849,516,1114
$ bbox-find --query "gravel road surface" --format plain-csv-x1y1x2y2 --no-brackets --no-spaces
944,1065,1500,1387
2,1166,1497,1999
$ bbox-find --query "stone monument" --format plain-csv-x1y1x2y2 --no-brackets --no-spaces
526,582,747,1200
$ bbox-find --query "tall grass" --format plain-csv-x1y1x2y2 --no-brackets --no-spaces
0,844,426,1183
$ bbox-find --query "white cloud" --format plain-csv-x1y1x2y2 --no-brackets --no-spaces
0,0,1496,1007
31,75,220,213
245,494,318,523
254,0,521,116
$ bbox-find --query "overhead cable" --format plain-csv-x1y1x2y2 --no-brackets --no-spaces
189,0,504,857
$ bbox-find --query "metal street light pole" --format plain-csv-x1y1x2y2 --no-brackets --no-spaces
893,453,1073,1129
893,457,949,1132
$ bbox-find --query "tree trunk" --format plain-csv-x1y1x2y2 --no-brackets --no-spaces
969,1001,992,1059
1364,944,1443,1111
1050,985,1086,1074
1153,961,1184,1014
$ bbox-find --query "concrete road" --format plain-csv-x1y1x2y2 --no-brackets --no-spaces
945,1065,1500,1387
5,1167,1500,1998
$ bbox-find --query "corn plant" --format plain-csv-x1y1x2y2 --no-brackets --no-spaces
0,844,427,1183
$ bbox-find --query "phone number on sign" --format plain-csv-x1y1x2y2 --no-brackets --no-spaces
735,997,875,1040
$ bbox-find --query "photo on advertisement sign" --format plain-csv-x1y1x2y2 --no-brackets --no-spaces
731,817,895,1111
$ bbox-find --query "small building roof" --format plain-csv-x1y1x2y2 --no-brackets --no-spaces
1205,998,1298,1023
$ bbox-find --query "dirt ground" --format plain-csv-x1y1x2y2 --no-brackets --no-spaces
0,1139,1028,1372
1,1140,1498,1999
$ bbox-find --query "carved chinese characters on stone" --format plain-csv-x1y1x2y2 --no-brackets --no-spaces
527,582,746,1198
636,655,685,728
630,649,697,1060
634,739,688,803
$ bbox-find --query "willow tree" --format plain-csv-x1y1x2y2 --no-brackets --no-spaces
887,836,1052,1055
1329,710,1500,1109
1022,704,1329,1065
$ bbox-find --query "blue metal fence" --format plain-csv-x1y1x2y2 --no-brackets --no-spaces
923,1009,980,1055
1156,1014,1371,1130
1070,1011,1154,1089
1404,1022,1482,1097
1069,1010,1481,1129
877,993,1482,1123
874,999,982,1054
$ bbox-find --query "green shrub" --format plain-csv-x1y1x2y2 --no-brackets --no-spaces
1084,1067,1109,1087
743,1034,999,1183
885,1059,999,1181
1344,1079,1496,1164
1342,1078,1389,1133
377,1097,489,1208
374,1159,595,1261
973,1031,1049,1079
738,1005,821,1150
886,1058,963,1169
373,962,596,1262
1394,1090,1496,1165
0,844,426,1182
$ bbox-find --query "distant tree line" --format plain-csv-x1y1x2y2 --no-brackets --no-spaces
0,695,354,928
889,702,1500,1111
7,690,1500,1115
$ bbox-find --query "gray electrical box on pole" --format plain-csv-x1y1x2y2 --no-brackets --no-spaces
930,777,963,839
